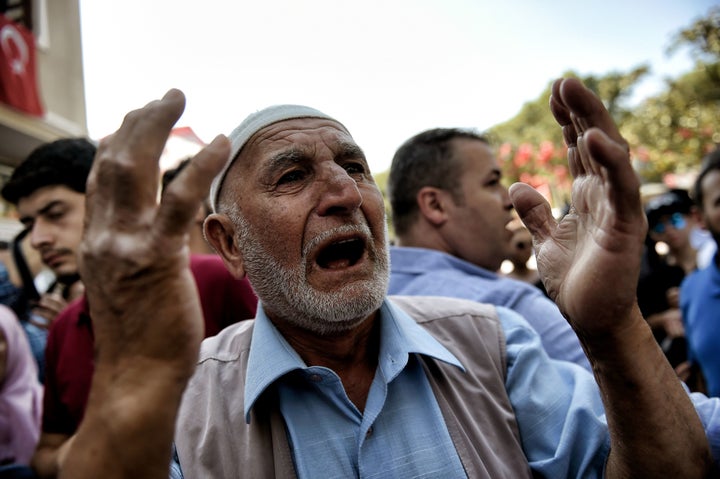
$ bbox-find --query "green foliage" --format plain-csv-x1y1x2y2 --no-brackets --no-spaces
374,8,720,217
487,7,720,207
624,7,720,184
583,65,651,124
372,169,395,240
667,6,720,63
622,68,720,183
487,79,560,147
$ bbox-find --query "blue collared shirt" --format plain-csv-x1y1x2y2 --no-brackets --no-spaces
244,299,467,478
388,246,591,371
173,298,609,478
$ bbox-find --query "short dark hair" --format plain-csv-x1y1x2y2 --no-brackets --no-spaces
644,188,693,230
1,138,96,204
693,148,720,211
388,128,489,236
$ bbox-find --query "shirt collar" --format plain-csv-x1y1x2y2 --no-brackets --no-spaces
244,298,463,421
390,246,498,278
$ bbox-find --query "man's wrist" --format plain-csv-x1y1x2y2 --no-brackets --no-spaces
574,304,655,365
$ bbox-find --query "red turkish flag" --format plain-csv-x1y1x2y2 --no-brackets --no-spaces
0,15,44,116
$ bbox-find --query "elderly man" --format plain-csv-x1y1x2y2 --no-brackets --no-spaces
61,79,712,478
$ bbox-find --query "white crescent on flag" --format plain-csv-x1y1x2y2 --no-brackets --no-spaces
0,23,29,75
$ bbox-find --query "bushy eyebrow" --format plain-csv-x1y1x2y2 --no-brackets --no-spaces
19,199,64,225
266,147,306,172
263,141,366,174
335,142,366,162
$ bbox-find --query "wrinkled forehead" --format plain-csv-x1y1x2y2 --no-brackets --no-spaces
214,118,362,212
210,105,349,212
232,117,357,176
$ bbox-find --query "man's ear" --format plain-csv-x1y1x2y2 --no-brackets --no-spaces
203,213,246,278
416,186,449,226
691,206,708,231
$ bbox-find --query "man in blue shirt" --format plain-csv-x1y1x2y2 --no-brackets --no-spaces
384,126,720,462
385,129,589,369
61,79,712,478
682,149,720,396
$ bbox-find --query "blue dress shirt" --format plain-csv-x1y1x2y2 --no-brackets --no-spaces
388,246,591,371
173,298,610,478
244,299,467,478
681,259,720,396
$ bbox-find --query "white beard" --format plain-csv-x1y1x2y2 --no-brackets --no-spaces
232,213,389,335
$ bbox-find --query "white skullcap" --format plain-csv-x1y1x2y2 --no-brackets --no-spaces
209,104,344,212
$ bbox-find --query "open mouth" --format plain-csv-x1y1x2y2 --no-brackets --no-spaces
316,237,366,269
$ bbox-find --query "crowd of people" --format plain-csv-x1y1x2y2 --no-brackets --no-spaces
0,140,258,477
0,77,719,478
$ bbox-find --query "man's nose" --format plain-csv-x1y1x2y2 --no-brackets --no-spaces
29,222,52,249
315,166,363,216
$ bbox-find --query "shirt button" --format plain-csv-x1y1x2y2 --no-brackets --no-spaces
309,374,322,382
366,427,373,438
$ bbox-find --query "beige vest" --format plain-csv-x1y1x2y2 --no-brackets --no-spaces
175,296,533,478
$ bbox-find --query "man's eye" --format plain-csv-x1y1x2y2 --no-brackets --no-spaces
343,162,366,175
277,170,305,185
43,209,66,222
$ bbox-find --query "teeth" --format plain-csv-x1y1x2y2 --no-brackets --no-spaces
326,258,352,269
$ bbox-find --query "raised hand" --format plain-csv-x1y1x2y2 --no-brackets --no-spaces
509,78,647,336
80,89,229,372
61,90,230,479
510,77,712,479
